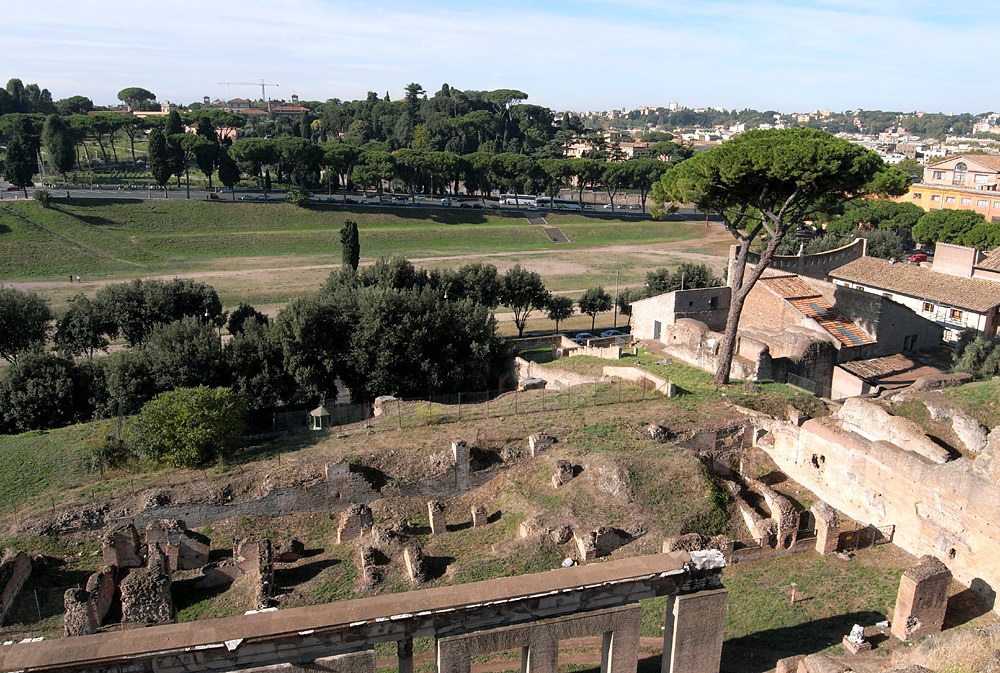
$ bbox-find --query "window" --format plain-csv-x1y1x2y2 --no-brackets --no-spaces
978,199,988,207
912,192,922,200
933,170,945,180
976,174,991,184
922,302,934,312
994,201,1000,208
709,296,718,309
931,195,941,201
950,308,964,321
854,284,865,291
954,162,967,185
903,334,918,351
946,196,956,204
961,198,972,205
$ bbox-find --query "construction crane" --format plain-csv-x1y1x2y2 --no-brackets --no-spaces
218,80,280,111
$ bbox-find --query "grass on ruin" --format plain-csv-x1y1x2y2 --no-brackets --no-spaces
942,379,1000,429
538,350,826,417
0,200,702,280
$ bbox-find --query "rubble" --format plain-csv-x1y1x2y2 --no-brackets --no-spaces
120,567,173,627
528,432,556,456
101,523,143,568
551,460,575,488
470,505,487,528
143,519,210,571
63,588,98,637
0,549,32,625
337,504,373,544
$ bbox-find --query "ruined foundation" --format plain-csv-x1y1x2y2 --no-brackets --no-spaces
101,523,143,568
337,504,373,544
63,588,98,637
120,567,173,627
451,441,471,492
470,505,487,528
427,501,446,535
891,555,952,641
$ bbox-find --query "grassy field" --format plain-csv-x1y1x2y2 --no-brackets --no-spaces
0,200,705,280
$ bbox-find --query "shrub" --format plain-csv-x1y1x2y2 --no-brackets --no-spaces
286,187,310,207
127,386,245,467
32,189,52,207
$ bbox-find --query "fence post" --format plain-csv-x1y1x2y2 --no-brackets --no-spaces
458,392,462,421
33,589,42,622
485,391,490,419
617,378,622,403
514,389,518,415
541,386,546,412
397,399,402,429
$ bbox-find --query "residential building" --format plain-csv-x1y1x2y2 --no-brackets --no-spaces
931,242,1000,282
902,155,1000,220
829,256,1000,342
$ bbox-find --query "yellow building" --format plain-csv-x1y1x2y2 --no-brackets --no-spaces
901,155,1000,222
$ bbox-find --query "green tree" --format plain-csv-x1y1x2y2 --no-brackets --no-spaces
127,386,245,467
569,158,603,206
653,128,905,384
119,117,147,167
440,262,500,308
41,114,76,175
0,352,81,433
55,294,114,359
499,265,550,337
3,116,36,197
912,209,987,245
621,158,669,213
216,147,241,199
340,220,360,272
227,303,269,336
322,142,360,198
96,350,157,417
273,295,352,402
0,288,51,363
147,128,173,197
600,162,628,212
545,294,574,333
116,87,156,110
225,320,295,409
615,287,646,328
171,133,213,199
578,286,613,332
144,317,227,392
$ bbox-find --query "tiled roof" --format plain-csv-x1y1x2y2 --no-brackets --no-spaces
830,256,1000,313
838,354,944,389
927,154,1000,172
760,273,875,347
788,297,876,347
976,247,1000,272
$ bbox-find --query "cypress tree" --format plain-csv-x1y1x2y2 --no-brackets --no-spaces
340,220,360,272
4,117,35,197
42,114,76,175
148,128,172,198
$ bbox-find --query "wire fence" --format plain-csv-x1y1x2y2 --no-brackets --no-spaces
250,380,658,438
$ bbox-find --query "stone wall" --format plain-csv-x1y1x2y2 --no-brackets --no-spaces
602,367,675,397
85,566,116,625
756,403,1000,608
631,287,731,340
737,238,866,281
120,567,173,627
514,357,604,390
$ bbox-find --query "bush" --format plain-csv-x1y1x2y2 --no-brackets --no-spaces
286,187,310,207
127,386,245,467
32,189,52,207
0,352,83,433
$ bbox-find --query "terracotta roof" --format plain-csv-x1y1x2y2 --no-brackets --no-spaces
976,247,1000,272
760,273,875,347
788,297,876,347
760,275,822,300
830,256,1000,313
838,354,944,390
927,154,1000,172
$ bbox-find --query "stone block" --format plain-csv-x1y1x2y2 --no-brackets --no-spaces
427,500,446,535
891,555,951,641
358,546,382,588
774,655,804,673
85,566,116,624
528,432,556,456
451,441,471,492
120,567,173,627
841,634,872,654
337,504,373,544
101,523,143,569
144,519,210,571
325,462,350,480
663,533,708,553
470,505,487,528
551,460,574,488
63,588,98,637
663,588,728,673
234,537,275,609
403,544,425,583
550,525,573,545
574,531,597,562
0,549,32,626
810,501,840,556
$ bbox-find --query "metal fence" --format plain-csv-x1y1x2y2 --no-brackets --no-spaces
838,524,895,552
255,380,655,438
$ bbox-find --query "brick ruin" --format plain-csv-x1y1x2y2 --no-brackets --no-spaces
144,519,211,571
427,500,446,535
120,564,173,627
528,432,556,456
551,460,574,488
891,555,952,641
3,554,729,673
337,504,373,543
234,537,275,610
0,549,32,626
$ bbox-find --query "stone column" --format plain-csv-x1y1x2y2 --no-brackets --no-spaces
810,501,840,556
891,555,951,641
603,613,640,673
471,505,487,528
63,588,98,637
428,501,446,535
662,588,728,673
452,441,471,492
398,636,414,673
526,639,559,673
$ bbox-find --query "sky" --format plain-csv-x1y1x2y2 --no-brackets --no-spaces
4,0,997,114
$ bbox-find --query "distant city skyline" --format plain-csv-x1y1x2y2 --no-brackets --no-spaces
4,0,997,114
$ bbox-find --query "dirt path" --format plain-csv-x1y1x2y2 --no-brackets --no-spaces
7,227,731,293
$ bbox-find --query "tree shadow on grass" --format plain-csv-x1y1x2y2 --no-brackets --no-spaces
275,558,341,588
721,610,884,673
423,555,455,581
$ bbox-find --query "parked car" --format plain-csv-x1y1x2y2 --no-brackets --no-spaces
239,194,255,200
441,197,452,206
907,253,928,263
487,203,500,210
573,332,595,345
208,193,220,200
600,329,626,338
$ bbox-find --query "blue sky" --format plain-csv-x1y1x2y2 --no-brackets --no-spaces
4,1,996,113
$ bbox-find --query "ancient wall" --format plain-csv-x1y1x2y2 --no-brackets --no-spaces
757,405,1000,608
0,550,31,625
631,288,730,341
514,357,604,390
737,238,866,282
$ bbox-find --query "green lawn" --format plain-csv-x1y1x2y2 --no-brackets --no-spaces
942,379,1000,428
0,200,703,280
